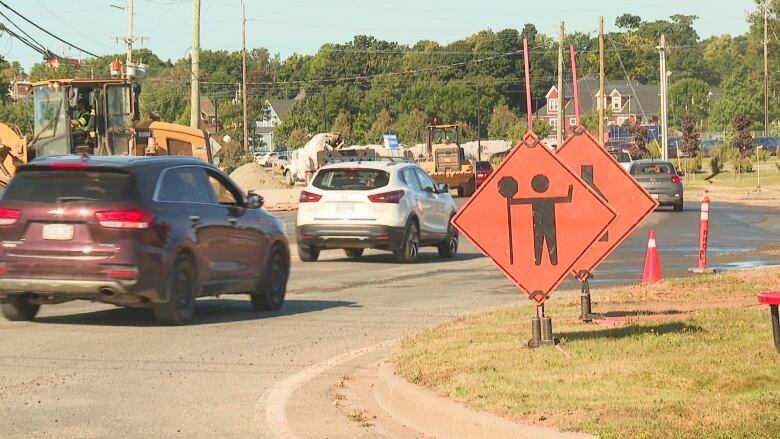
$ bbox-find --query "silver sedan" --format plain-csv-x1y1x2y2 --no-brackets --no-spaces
629,159,684,211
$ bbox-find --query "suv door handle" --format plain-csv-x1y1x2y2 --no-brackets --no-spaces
228,217,238,225
189,215,201,224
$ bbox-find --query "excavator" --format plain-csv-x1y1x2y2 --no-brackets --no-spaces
0,77,212,189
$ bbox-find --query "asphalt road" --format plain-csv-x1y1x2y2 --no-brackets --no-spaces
1,201,778,438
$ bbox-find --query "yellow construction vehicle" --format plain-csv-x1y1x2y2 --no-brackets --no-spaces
418,124,475,197
28,78,211,161
0,78,213,189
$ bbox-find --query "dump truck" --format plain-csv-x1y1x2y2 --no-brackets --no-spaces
418,124,475,197
0,78,213,189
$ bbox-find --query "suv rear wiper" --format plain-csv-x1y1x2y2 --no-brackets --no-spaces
56,196,98,203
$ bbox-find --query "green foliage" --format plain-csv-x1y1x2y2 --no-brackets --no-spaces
754,148,772,162
331,111,352,144
647,140,662,158
487,104,519,140
218,141,252,173
670,79,711,126
397,109,428,145
680,111,701,156
730,112,754,157
287,128,309,149
0,100,33,138
710,155,723,175
506,118,549,146
366,109,396,144
731,156,753,174
688,150,704,174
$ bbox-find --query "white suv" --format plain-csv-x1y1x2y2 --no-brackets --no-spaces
296,161,458,263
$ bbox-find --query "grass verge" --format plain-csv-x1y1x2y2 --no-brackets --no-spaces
393,267,780,439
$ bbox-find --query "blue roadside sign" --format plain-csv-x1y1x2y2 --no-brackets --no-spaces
383,134,399,150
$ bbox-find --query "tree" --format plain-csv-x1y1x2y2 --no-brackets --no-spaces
366,109,396,144
730,112,753,157
487,104,519,140
331,111,352,143
669,78,711,126
0,100,33,137
287,128,310,149
506,118,550,146
397,109,428,145
680,111,701,157
615,14,642,30
623,118,651,158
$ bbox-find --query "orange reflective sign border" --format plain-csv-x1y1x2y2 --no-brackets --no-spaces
453,133,616,304
556,130,659,276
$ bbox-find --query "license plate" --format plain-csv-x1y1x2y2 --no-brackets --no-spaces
336,203,354,212
42,223,74,241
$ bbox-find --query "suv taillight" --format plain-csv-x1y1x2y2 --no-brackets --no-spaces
299,191,322,203
0,208,21,226
671,175,682,184
368,190,405,203
95,210,154,229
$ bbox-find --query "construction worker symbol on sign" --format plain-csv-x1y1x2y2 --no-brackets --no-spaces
499,175,573,266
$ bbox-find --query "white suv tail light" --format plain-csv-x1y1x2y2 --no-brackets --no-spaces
300,191,322,203
367,190,405,203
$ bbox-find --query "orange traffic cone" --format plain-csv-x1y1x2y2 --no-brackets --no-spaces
642,230,663,284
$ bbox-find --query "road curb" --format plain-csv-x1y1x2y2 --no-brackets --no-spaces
373,359,596,439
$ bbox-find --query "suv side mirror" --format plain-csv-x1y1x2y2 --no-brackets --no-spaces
247,191,264,209
437,183,449,193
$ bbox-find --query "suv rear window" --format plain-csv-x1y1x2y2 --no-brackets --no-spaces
3,170,136,203
313,168,389,191
631,163,675,175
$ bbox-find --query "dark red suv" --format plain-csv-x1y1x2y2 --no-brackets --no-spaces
0,155,290,324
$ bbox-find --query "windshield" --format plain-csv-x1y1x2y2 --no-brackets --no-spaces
33,86,67,141
430,127,458,144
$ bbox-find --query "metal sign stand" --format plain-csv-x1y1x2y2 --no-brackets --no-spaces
528,303,556,348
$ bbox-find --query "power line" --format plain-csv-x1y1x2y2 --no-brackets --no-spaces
0,0,98,57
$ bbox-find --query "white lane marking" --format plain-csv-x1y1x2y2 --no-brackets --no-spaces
261,340,395,438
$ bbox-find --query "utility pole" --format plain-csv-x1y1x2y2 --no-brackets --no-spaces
476,84,482,161
657,34,668,160
764,0,770,137
241,0,249,151
598,17,605,145
112,0,146,71
190,0,201,129
557,21,565,146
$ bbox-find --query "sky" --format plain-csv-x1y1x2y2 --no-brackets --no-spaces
0,0,760,72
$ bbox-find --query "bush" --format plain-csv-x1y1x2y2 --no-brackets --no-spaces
730,156,753,174
647,140,661,159
710,155,723,175
692,151,704,173
755,148,771,162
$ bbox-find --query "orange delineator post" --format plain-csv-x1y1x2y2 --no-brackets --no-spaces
642,230,662,284
689,190,716,274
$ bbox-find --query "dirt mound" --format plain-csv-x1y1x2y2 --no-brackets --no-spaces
229,163,287,193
